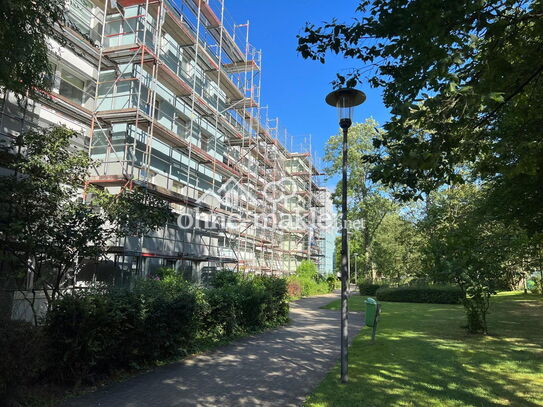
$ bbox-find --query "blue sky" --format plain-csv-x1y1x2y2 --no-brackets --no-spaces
225,0,391,184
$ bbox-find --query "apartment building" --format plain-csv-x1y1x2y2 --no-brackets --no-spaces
0,0,330,283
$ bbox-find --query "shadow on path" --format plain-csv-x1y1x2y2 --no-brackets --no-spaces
62,292,364,407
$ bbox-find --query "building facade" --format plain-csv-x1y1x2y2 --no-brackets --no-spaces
0,0,326,283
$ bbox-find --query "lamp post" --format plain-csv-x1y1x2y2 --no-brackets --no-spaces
326,87,366,383
355,255,358,286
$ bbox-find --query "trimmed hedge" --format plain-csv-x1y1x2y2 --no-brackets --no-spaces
42,272,289,385
375,286,463,304
44,283,200,384
359,282,384,296
203,273,289,339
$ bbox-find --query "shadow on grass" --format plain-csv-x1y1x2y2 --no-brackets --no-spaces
307,293,543,407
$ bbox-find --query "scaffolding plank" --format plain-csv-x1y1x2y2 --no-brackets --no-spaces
117,0,159,7
223,60,260,73
191,0,221,28
153,60,193,96
163,6,197,46
206,68,244,101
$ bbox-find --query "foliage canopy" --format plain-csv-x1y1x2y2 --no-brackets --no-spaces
298,0,543,233
0,0,66,96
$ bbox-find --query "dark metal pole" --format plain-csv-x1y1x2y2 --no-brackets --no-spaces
340,118,351,383
355,255,358,286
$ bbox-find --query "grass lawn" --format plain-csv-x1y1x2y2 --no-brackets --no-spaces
305,292,543,407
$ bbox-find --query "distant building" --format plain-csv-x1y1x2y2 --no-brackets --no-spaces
322,188,337,274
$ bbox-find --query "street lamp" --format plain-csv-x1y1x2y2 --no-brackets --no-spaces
326,87,366,383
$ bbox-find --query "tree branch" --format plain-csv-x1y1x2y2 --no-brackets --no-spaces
476,61,543,129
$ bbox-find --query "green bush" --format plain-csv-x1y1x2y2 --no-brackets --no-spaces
359,281,384,296
375,286,463,304
0,320,44,404
150,266,178,280
201,273,289,339
203,283,242,338
43,271,289,385
287,260,332,298
258,276,289,326
326,275,337,291
44,278,200,384
208,269,243,288
44,292,123,384
528,276,542,295
142,291,199,359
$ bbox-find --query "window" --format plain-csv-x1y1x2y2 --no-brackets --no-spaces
59,70,85,105
175,117,187,138
154,99,161,121
47,63,57,89
201,134,209,151
67,0,94,36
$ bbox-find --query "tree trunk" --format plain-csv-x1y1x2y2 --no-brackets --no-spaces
363,225,371,281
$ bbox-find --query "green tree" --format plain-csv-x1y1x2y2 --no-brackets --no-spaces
324,119,396,279
0,0,65,96
418,185,532,333
0,126,172,323
298,0,543,233
92,187,173,238
371,212,422,285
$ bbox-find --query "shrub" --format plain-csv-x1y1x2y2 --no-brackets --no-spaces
208,269,243,288
287,280,302,298
44,278,200,384
201,273,289,338
258,276,289,325
143,293,198,359
528,276,542,295
150,266,178,280
203,284,243,338
460,281,496,334
326,275,337,291
464,297,487,333
238,280,269,329
39,271,289,386
44,292,121,384
358,281,384,296
0,320,44,405
375,286,463,304
287,260,332,298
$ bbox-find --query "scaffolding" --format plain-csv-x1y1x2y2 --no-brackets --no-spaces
0,0,329,279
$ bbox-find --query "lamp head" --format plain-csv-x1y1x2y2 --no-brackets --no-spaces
325,88,366,128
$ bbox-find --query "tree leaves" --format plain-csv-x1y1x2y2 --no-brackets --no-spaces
0,126,173,316
92,188,174,238
0,0,66,96
298,0,543,234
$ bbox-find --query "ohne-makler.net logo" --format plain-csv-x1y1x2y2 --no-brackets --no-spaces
175,177,363,233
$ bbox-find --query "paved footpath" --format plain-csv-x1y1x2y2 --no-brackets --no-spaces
62,292,364,407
